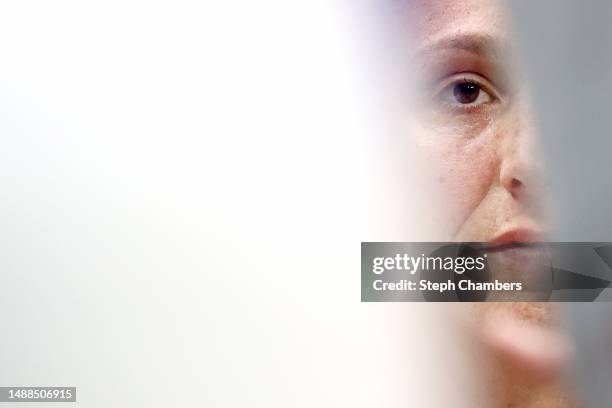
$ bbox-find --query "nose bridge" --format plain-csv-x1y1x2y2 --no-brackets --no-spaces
498,99,541,196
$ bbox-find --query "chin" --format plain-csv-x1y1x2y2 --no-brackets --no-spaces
477,302,557,330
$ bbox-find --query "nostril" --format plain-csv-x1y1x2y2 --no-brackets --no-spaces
510,178,523,191
507,178,525,198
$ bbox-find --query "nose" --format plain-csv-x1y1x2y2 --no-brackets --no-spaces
498,105,543,200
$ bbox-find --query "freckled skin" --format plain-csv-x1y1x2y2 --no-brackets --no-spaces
405,1,573,407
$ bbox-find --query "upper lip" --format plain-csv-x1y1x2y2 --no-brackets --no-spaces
483,228,544,250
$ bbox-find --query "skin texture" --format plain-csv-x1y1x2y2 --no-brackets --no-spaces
402,0,575,406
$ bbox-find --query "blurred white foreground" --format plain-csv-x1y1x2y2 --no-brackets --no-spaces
0,1,482,406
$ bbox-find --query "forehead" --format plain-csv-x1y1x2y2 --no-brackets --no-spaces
411,0,508,46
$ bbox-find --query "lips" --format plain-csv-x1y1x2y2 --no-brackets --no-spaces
478,227,551,296
478,227,546,265
485,228,544,250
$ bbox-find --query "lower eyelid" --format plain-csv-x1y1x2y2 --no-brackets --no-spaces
433,73,501,101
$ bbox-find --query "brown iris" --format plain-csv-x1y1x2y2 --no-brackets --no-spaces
453,82,480,104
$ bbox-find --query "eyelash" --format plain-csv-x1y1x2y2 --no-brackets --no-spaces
433,73,501,110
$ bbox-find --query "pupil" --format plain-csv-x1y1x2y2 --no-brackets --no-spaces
453,82,479,104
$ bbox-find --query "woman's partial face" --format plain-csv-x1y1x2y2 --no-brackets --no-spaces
403,2,572,406
408,0,548,243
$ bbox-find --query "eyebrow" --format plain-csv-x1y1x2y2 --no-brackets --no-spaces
414,33,509,60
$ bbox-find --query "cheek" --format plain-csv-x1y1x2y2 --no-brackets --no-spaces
416,124,500,235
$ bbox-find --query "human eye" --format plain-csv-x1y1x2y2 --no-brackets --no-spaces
432,73,501,111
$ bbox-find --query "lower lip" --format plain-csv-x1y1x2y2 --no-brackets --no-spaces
481,244,550,272
481,242,542,253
